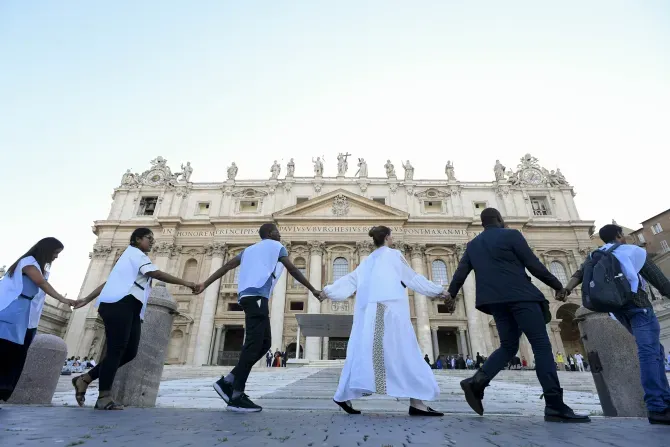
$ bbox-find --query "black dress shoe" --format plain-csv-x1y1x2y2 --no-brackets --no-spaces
409,406,444,416
460,369,490,416
543,389,591,423
648,409,670,425
334,399,361,415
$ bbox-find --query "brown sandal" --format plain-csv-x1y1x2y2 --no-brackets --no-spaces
94,398,124,410
72,376,90,407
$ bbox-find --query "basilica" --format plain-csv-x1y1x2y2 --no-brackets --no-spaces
60,154,595,366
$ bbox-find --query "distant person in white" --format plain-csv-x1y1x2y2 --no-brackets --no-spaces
0,237,76,405
574,352,584,372
72,228,197,411
321,226,449,416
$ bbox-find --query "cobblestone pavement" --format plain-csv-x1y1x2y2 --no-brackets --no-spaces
52,367,603,416
0,407,664,447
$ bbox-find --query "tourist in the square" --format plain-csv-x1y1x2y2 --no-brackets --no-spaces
559,223,670,425
448,208,590,423
0,237,77,406
573,352,584,372
265,350,272,367
320,226,448,417
555,352,565,371
70,227,197,410
194,223,321,413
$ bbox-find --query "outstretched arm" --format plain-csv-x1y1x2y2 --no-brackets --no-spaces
23,265,77,307
323,270,358,301
195,255,242,294
448,248,473,298
146,270,196,289
398,253,445,298
74,282,107,308
510,230,563,291
280,257,321,299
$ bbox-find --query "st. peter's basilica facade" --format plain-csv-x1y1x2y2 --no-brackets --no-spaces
61,153,594,366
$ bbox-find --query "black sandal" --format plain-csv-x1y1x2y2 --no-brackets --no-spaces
72,376,89,407
94,399,124,410
334,399,361,415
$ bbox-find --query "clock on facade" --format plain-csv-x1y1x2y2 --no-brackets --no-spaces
521,168,543,185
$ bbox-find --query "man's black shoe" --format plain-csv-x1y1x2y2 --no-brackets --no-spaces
213,379,233,404
227,394,262,413
460,369,490,416
648,409,670,425
543,389,591,423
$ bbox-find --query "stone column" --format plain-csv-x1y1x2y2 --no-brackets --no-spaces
462,269,487,356
270,267,288,351
458,328,469,356
64,244,111,356
409,244,434,362
210,325,223,365
548,323,566,357
305,241,324,361
295,324,301,359
192,242,226,366
431,326,440,360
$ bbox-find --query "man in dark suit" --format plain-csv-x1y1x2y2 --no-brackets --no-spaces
447,208,590,423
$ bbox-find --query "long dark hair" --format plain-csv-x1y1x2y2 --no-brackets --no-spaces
7,237,64,278
129,227,153,247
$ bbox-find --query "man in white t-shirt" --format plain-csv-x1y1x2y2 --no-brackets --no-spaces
574,352,584,372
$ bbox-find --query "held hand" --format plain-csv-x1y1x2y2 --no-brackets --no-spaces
192,283,205,294
72,299,87,309
555,288,570,302
312,290,324,301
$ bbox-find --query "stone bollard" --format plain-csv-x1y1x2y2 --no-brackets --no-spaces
575,307,646,417
8,334,67,404
112,283,178,407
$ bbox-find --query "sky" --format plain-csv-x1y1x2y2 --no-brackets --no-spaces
1,1,669,297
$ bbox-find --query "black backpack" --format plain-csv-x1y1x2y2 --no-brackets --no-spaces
581,243,632,312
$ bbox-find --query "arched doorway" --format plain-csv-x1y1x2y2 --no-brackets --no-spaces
286,342,304,359
556,303,584,358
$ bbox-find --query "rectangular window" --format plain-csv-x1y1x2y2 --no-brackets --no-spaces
239,200,259,212
661,240,669,253
138,196,158,216
530,197,550,216
196,202,210,215
652,223,663,235
289,301,305,311
373,197,386,205
473,202,487,215
296,197,309,205
424,200,442,213
638,234,646,244
437,304,453,314
227,302,243,312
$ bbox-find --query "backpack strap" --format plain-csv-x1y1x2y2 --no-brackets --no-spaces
604,242,622,254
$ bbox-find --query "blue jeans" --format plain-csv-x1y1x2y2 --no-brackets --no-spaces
612,305,670,413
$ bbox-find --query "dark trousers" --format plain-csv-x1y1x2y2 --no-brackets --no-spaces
87,295,142,392
0,328,37,401
482,301,561,395
230,296,271,392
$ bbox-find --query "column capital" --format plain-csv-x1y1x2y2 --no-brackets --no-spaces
454,243,467,258
356,240,374,257
430,325,439,331
409,243,425,260
90,244,113,259
308,240,325,255
151,241,176,256
205,242,228,258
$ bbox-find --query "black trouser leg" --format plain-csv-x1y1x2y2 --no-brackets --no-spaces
87,296,142,392
481,306,521,380
231,297,271,392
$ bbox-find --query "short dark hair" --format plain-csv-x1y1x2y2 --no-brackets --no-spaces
259,223,278,239
368,226,391,247
481,207,503,227
130,228,153,247
599,224,623,244
7,237,64,278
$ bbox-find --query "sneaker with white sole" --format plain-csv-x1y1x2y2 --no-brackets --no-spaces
227,394,262,413
213,379,233,404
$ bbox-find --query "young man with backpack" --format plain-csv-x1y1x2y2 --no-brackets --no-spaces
560,224,670,425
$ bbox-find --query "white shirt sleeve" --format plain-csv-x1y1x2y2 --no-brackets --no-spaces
138,254,158,275
397,251,444,297
324,270,358,301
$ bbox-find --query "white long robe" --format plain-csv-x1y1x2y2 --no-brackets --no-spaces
323,246,444,402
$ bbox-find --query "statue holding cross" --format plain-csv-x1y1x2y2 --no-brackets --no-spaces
336,152,352,176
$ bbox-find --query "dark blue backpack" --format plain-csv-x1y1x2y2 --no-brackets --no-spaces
581,243,632,312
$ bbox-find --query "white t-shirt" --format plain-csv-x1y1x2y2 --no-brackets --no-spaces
128,263,158,303
574,354,584,364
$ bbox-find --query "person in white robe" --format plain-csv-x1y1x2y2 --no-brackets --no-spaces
321,226,449,416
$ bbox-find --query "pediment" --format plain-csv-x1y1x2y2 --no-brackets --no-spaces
232,188,268,198
414,187,449,199
274,189,408,220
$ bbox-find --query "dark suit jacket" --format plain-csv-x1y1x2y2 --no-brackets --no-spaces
447,226,563,313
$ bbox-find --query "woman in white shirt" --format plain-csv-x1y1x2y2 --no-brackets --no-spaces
71,228,196,410
0,237,76,405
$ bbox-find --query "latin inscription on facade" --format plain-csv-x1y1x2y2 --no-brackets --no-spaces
161,226,478,238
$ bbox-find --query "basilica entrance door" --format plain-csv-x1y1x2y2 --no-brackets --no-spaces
328,337,349,360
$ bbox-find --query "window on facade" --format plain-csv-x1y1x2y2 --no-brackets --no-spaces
182,259,198,283
196,202,210,215
233,267,240,284
431,260,449,285
661,240,669,253
437,304,453,314
549,261,568,286
638,234,646,244
531,197,550,216
289,301,305,311
474,202,487,215
227,302,243,312
239,200,259,212
292,258,306,288
652,223,663,235
424,201,442,213
373,197,386,205
333,257,349,281
138,196,158,216
296,197,309,205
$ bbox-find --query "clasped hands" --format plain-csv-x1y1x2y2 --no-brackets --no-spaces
555,288,571,302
